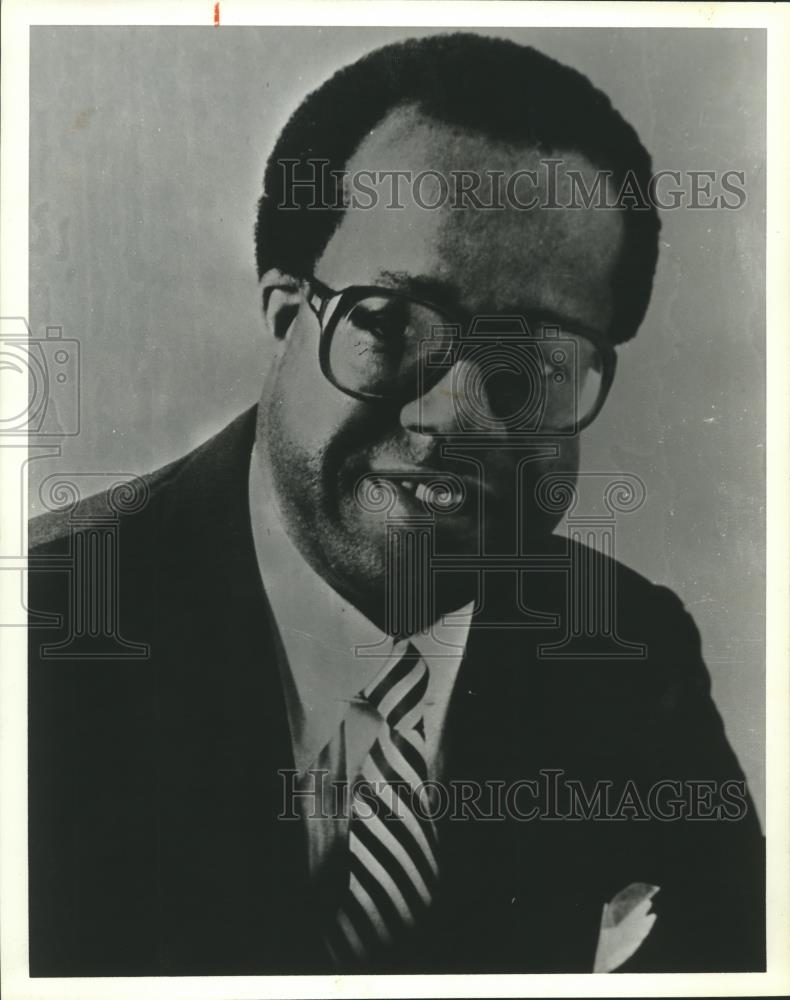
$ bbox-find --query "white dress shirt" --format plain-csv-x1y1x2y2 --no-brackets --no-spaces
248,442,473,877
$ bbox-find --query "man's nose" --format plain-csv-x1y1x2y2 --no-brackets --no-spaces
399,358,501,437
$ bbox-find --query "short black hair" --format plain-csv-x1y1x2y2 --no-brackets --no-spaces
255,33,661,344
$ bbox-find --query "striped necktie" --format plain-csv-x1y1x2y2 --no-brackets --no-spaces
325,641,439,966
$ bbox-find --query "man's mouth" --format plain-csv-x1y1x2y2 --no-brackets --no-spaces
397,478,463,510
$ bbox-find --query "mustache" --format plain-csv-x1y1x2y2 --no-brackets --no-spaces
326,420,542,514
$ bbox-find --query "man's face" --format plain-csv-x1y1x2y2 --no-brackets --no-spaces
259,106,625,618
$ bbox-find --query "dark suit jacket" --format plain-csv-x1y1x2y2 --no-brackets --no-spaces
28,407,765,976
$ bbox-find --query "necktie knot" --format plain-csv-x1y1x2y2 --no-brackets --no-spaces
361,641,428,733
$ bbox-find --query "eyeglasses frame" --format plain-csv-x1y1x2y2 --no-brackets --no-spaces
301,274,617,433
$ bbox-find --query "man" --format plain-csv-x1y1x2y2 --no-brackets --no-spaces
28,33,763,976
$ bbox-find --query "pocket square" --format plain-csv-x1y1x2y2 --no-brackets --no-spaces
593,882,660,973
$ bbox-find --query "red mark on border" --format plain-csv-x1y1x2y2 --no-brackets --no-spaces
214,2,220,26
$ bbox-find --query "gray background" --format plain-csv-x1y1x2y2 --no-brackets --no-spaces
29,26,766,823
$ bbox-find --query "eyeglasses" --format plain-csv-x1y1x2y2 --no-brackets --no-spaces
303,275,617,434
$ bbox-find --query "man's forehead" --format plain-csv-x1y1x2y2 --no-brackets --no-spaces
318,105,625,334
345,103,548,169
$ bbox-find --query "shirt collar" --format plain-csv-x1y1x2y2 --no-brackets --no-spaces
248,441,473,771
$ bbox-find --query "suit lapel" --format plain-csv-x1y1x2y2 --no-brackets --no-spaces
428,567,604,972
151,407,314,972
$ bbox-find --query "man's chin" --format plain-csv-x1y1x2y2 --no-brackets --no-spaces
345,501,483,551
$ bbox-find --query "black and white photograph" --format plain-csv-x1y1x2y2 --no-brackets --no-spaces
2,2,788,996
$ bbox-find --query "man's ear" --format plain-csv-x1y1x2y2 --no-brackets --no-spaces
260,268,304,340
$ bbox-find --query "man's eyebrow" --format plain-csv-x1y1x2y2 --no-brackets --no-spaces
376,270,463,309
527,307,607,343
377,269,606,342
